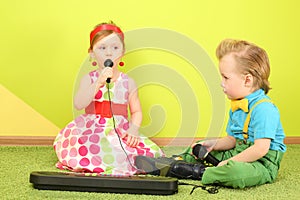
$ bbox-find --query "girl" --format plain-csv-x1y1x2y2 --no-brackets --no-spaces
53,22,164,176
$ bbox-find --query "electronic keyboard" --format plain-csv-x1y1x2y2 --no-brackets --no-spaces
30,171,178,195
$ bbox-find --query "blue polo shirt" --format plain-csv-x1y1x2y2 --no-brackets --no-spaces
226,89,286,152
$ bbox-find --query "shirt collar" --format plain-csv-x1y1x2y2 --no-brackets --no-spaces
245,89,265,104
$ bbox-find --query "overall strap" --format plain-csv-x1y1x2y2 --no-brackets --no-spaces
242,99,273,143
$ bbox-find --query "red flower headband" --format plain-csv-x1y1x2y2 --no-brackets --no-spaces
90,24,124,45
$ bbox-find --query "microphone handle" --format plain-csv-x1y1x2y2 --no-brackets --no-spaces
192,144,220,166
205,153,220,166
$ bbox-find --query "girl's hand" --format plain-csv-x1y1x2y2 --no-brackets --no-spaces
97,67,113,86
121,132,140,147
121,122,140,147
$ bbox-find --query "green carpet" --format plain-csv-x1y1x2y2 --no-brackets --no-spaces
0,145,299,200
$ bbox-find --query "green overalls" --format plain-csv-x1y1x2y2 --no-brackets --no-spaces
181,99,285,188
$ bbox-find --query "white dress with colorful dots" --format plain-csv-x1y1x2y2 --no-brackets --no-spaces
53,71,164,176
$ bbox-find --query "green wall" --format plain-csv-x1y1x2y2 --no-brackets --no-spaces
0,0,299,138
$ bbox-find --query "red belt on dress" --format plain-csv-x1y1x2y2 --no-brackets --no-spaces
85,101,128,118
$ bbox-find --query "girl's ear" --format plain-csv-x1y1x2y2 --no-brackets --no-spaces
244,73,253,87
89,51,95,58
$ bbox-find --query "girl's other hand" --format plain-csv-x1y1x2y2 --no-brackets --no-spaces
121,132,140,147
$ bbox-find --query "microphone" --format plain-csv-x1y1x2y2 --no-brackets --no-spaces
192,144,220,166
104,59,114,83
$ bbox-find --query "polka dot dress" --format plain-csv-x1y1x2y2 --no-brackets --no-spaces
53,71,165,176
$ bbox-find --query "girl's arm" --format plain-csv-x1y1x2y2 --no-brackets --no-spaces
74,68,112,110
121,77,142,147
218,138,271,166
74,74,98,110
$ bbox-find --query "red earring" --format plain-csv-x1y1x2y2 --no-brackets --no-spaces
119,61,124,67
90,56,97,66
92,61,97,66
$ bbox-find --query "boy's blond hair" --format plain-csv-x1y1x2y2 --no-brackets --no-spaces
216,39,271,94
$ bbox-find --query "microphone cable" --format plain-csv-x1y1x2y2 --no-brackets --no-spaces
106,82,139,172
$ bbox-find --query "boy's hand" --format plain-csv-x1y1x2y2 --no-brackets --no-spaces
192,139,217,153
217,160,228,166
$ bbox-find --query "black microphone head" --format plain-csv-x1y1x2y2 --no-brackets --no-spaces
104,59,114,67
104,59,114,83
193,144,220,166
192,144,208,159
192,144,201,157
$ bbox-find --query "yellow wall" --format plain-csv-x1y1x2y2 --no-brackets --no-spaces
0,0,299,138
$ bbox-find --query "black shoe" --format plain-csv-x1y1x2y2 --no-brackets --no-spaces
134,156,176,176
168,160,206,180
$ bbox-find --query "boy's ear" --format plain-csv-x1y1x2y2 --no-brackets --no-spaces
244,73,253,87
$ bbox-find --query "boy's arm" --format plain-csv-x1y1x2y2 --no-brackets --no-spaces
213,136,236,151
218,138,271,166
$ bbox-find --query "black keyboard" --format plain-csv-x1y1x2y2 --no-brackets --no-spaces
29,171,178,195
